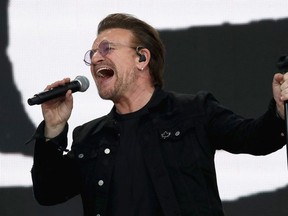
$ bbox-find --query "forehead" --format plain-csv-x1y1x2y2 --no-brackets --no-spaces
92,28,134,48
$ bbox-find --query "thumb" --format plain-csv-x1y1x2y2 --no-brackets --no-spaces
273,73,283,85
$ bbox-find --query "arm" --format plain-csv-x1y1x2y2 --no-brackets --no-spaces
31,78,80,205
204,73,288,154
31,122,80,205
205,93,286,155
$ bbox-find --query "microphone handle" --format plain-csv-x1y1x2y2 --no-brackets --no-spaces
27,81,79,105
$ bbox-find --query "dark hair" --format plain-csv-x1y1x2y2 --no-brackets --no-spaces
98,13,165,88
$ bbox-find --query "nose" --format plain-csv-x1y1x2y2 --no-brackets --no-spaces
91,50,104,65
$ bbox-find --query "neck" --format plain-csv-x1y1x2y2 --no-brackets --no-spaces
114,85,155,114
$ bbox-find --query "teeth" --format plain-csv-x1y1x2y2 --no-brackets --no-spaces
97,67,110,73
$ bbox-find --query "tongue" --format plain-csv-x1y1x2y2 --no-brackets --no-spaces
100,69,114,78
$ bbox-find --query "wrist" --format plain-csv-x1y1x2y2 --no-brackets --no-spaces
44,122,66,139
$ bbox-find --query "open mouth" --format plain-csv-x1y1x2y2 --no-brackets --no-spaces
96,67,115,79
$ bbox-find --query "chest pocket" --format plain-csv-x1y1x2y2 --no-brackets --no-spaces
69,145,98,161
157,118,201,169
68,134,118,190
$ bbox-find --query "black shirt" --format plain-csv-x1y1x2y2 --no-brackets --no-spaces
107,98,163,216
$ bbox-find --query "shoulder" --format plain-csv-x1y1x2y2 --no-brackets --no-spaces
165,90,220,108
72,115,109,141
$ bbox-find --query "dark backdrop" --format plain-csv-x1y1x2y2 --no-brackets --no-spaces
1,0,288,215
161,19,288,117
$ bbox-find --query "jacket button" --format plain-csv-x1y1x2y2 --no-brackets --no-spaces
98,180,104,186
104,148,110,154
78,153,84,159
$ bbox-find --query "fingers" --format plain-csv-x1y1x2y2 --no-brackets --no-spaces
279,72,288,101
41,77,73,108
44,77,71,91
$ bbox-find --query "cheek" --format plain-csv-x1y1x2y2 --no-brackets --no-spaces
113,52,136,68
90,67,97,81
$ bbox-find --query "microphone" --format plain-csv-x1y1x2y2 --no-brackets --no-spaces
27,75,89,106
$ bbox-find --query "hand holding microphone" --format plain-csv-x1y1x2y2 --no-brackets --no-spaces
27,76,89,139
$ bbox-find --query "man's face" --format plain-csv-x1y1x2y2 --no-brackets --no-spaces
90,28,140,102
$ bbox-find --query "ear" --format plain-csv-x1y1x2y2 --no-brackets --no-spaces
136,47,150,71
138,54,146,62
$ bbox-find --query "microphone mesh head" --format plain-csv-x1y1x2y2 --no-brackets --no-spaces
75,76,90,92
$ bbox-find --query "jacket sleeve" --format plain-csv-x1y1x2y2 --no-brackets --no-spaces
203,93,286,155
31,121,80,205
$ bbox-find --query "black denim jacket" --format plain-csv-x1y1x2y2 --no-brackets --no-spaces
31,89,286,216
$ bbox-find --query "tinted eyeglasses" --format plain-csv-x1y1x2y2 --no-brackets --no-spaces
83,40,140,66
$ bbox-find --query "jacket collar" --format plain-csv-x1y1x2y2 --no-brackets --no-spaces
91,88,180,135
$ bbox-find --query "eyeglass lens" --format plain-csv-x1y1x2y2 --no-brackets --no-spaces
84,40,110,65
